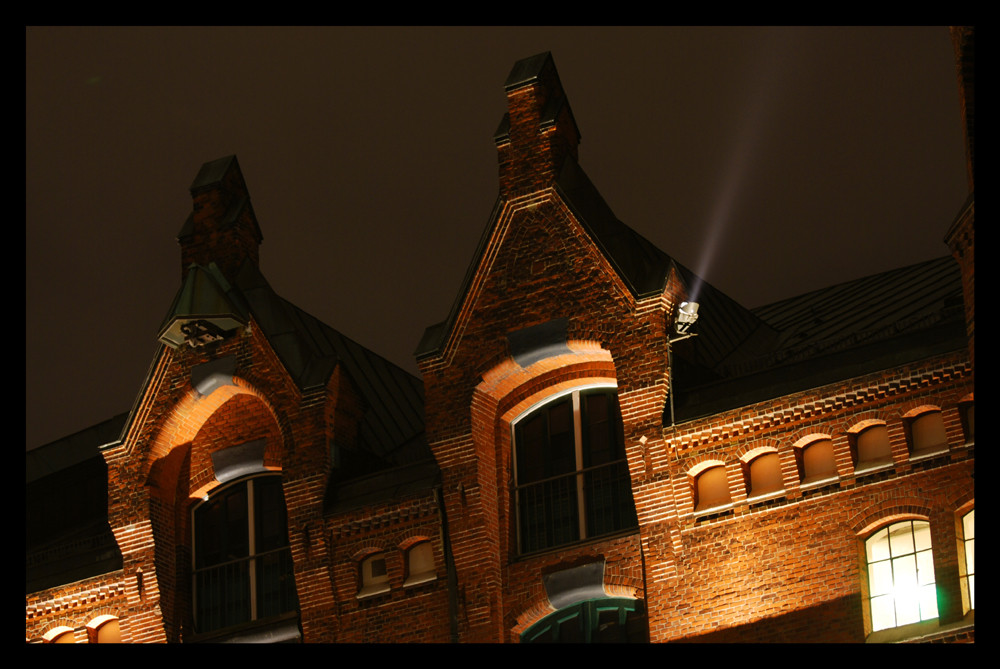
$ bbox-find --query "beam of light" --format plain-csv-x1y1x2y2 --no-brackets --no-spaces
687,30,791,305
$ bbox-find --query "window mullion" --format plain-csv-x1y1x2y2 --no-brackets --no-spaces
573,392,586,540
247,479,257,622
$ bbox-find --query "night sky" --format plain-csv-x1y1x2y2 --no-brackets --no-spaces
26,27,969,451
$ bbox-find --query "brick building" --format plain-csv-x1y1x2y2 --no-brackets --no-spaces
27,37,973,643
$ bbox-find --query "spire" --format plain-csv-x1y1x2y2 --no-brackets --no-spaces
177,155,263,282
494,52,581,199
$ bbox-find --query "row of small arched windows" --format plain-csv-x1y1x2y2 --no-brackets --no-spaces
41,615,119,643
692,403,973,514
357,540,437,599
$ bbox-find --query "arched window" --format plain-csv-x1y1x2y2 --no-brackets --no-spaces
192,475,298,635
744,451,783,499
87,615,120,643
851,423,892,471
44,626,76,643
959,509,974,614
521,598,647,643
358,552,390,598
907,410,948,456
694,464,731,513
796,437,838,485
864,520,938,633
404,541,436,587
513,387,637,554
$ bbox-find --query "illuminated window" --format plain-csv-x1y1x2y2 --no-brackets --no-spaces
959,509,974,613
87,615,120,643
796,437,838,485
44,626,76,643
513,387,637,554
907,410,948,456
865,520,938,633
851,423,892,471
192,475,299,634
744,451,783,499
358,552,390,598
404,541,436,587
694,465,731,513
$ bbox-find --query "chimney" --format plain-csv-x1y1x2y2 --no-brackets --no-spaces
177,155,263,282
494,52,581,199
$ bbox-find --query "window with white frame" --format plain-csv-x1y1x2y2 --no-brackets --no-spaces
960,509,974,614
192,475,299,634
865,520,938,633
513,387,637,554
358,552,390,598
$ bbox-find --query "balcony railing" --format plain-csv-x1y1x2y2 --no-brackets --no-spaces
516,459,637,554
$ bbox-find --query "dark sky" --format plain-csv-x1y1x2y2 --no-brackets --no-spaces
26,27,969,451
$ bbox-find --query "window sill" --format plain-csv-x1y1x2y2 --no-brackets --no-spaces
746,489,785,505
694,502,733,518
866,612,973,643
800,474,838,490
854,458,894,477
403,572,436,588
908,444,949,462
356,583,390,600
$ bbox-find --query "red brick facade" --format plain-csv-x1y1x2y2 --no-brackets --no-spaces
27,44,973,644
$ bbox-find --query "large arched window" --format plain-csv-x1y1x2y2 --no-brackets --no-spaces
192,475,299,635
513,387,637,554
521,598,647,643
864,520,938,633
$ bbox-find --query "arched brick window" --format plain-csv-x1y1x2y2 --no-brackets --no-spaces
86,615,120,643
43,626,76,643
796,437,838,485
694,464,731,512
404,541,436,587
907,409,948,456
864,520,938,633
513,386,637,554
851,423,892,471
358,552,390,598
744,451,783,499
192,474,298,635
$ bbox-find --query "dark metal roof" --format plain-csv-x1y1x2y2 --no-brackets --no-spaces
26,412,127,484
231,260,428,465
671,256,966,421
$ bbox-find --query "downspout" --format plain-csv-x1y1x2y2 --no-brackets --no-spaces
434,485,460,642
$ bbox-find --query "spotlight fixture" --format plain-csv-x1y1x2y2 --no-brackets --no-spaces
675,301,700,334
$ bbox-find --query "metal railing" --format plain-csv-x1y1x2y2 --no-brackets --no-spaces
516,459,637,554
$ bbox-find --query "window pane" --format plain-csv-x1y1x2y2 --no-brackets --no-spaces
963,509,974,541
869,560,893,597
867,527,889,562
870,594,896,632
916,550,935,586
888,523,915,556
919,583,939,620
